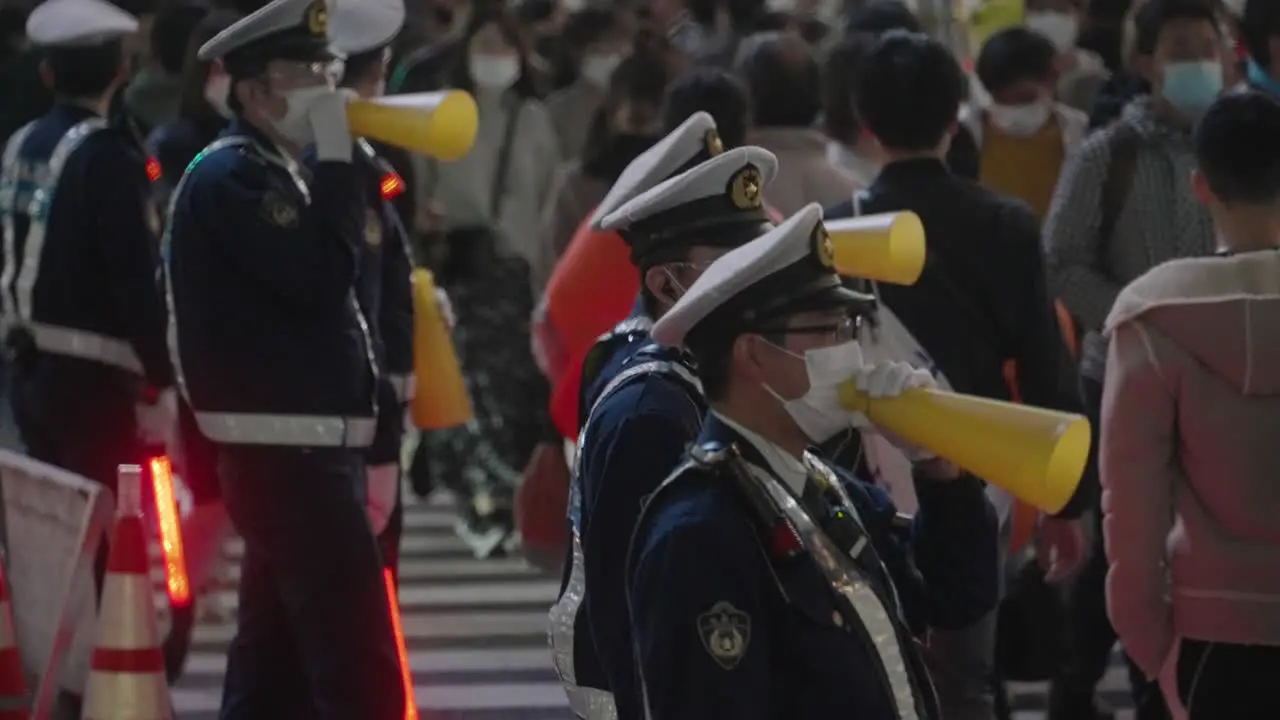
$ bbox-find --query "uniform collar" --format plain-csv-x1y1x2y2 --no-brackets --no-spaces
225,117,301,174
875,156,949,183
708,411,808,495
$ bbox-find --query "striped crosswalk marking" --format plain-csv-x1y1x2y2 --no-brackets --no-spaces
153,493,1140,719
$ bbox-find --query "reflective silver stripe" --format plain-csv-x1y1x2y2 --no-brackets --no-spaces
161,136,252,406
758,461,922,719
28,322,142,374
549,357,702,717
0,121,35,331
388,372,415,403
194,412,376,447
15,119,107,326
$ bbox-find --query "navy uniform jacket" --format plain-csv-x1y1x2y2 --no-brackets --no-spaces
165,118,374,439
551,302,705,719
0,103,172,392
627,414,999,719
343,138,414,465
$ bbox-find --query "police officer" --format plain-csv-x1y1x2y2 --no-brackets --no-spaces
628,203,1001,718
1,0,174,583
549,117,777,719
327,0,414,584
163,0,403,716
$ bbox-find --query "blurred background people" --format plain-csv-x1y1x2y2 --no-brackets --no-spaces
962,26,1088,220
544,6,634,161
122,0,206,133
737,29,859,213
1044,1,1225,717
533,34,674,295
409,0,559,557
821,34,885,187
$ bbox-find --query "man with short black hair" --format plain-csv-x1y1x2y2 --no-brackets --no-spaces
828,29,1086,720
661,67,751,149
964,26,1088,220
164,0,405,715
2,0,174,594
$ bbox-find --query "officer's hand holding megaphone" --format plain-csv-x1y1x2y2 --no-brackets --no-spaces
848,362,961,481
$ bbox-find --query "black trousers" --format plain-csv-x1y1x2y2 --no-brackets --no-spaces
378,483,403,586
217,445,404,720
1177,640,1280,718
1049,374,1168,720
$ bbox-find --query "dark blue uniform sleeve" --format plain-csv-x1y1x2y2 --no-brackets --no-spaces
911,474,999,630
379,207,414,377
628,501,773,720
84,137,173,388
579,384,700,711
187,156,362,312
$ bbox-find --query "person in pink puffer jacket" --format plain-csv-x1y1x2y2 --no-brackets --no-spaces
1100,91,1280,719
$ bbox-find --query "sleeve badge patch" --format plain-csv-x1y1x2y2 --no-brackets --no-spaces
697,601,751,670
260,191,299,229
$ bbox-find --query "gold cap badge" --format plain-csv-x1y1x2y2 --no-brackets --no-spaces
704,129,724,157
306,0,328,36
813,223,834,269
728,166,763,210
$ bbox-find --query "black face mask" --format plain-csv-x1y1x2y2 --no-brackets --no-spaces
585,133,661,182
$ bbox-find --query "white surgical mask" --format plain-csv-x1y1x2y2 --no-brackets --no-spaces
580,53,622,88
1025,10,1078,53
988,101,1052,136
205,74,231,119
763,340,865,444
471,55,520,90
271,86,329,146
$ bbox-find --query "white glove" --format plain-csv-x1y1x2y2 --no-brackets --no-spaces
366,463,400,535
135,387,178,446
308,88,355,162
435,287,456,330
854,362,937,462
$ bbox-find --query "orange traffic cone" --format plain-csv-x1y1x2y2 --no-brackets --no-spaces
0,559,28,719
82,465,171,720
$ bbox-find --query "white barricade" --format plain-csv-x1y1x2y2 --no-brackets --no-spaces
0,449,112,719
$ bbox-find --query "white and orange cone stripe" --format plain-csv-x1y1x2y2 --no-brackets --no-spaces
82,466,171,720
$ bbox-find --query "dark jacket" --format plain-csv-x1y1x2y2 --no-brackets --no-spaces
826,157,1089,518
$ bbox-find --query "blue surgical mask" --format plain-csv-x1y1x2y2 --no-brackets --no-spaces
1161,60,1223,115
1246,58,1280,97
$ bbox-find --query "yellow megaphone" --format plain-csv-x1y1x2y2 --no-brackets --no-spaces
347,91,479,161
410,269,474,430
826,212,926,286
839,382,1090,514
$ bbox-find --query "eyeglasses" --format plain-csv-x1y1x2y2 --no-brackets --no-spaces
265,59,344,87
763,314,864,343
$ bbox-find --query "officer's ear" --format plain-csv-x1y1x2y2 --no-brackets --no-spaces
642,265,680,307
733,333,769,386
37,58,53,91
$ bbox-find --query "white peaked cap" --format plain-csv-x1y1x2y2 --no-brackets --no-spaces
199,0,333,62
328,0,405,56
26,0,138,47
588,111,724,229
651,203,872,349
598,146,778,231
